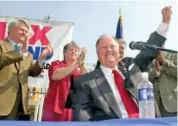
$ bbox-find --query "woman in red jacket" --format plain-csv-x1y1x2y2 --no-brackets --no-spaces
42,41,88,121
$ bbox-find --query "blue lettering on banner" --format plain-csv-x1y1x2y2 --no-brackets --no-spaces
28,46,53,60
138,88,154,101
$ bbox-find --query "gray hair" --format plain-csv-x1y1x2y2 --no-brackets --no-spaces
8,19,30,34
63,41,80,59
118,39,126,46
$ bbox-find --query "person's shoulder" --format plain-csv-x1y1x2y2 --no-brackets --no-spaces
48,60,65,70
0,39,4,43
76,69,98,82
163,52,177,63
0,39,7,46
164,51,177,58
51,60,62,64
120,57,134,66
122,57,134,61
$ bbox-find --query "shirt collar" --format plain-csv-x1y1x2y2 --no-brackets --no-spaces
8,38,17,46
100,65,118,77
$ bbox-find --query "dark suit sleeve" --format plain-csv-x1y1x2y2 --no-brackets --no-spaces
28,54,43,77
0,44,23,70
134,32,166,72
72,78,92,121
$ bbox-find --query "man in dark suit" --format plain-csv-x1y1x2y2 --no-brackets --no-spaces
72,6,172,121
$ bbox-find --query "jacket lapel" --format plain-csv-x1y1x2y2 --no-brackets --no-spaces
3,39,13,51
3,39,20,72
95,68,122,118
14,62,20,72
118,61,139,105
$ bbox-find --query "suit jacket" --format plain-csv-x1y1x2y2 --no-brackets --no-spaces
147,52,177,113
72,32,166,121
0,40,42,116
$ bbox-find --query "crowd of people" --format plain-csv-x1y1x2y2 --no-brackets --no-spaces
0,6,177,121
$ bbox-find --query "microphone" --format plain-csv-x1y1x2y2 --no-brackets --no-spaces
129,41,151,50
129,41,177,53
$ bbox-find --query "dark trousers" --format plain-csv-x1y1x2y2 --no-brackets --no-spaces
0,88,23,120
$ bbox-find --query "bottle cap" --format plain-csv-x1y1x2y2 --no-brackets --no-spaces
141,72,149,80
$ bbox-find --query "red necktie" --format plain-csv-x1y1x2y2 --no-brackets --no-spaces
112,69,139,118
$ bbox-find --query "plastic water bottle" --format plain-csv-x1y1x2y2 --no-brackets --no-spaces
138,72,155,118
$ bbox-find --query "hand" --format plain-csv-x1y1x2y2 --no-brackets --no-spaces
155,59,161,72
156,52,165,65
77,47,87,66
20,35,29,53
39,44,53,60
162,6,172,24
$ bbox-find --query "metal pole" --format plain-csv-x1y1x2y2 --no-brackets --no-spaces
37,88,47,121
29,88,47,121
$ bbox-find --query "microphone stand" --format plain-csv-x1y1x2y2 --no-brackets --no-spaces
145,45,177,53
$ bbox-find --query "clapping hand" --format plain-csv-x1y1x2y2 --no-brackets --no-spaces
39,44,53,61
77,47,87,66
155,51,165,72
156,52,165,65
20,34,29,53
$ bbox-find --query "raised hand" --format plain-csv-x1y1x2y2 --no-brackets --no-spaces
162,6,172,24
39,44,53,61
20,34,29,53
77,47,87,66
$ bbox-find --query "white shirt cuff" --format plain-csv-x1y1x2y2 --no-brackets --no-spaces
38,59,46,68
19,49,28,57
156,22,169,38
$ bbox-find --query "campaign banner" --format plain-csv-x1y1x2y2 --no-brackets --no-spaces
0,16,74,99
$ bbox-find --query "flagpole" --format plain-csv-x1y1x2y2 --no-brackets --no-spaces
115,6,123,39
119,7,122,25
119,7,121,16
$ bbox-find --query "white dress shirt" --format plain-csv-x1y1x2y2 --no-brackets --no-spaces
99,22,169,118
100,65,129,118
8,38,28,57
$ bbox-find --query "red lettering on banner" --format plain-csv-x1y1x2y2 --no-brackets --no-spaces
29,25,52,46
0,22,7,40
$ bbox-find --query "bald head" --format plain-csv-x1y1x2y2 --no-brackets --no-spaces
95,34,118,50
95,34,120,69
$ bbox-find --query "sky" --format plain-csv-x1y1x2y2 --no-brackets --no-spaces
0,0,177,65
